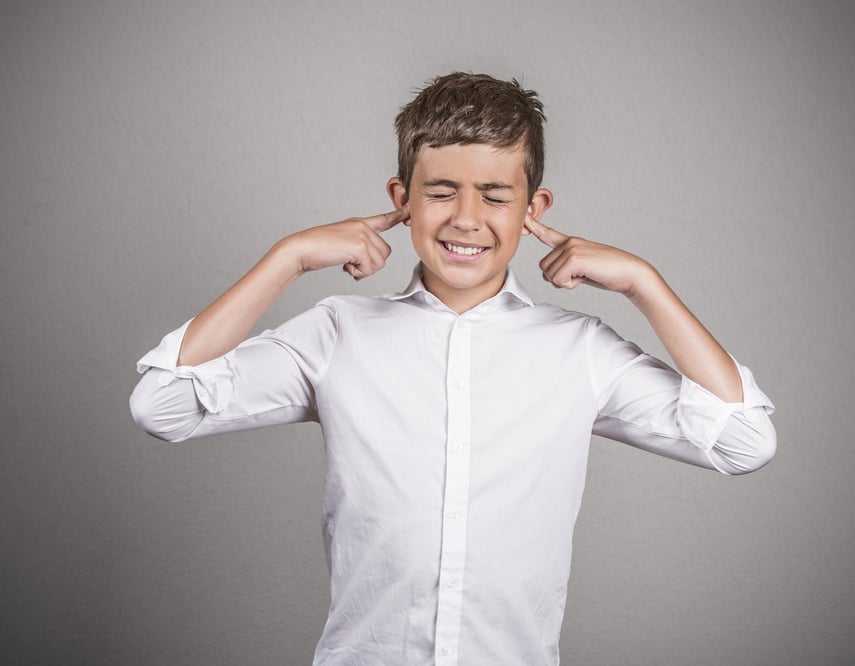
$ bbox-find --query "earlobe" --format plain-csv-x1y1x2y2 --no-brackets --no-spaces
522,188,554,236
529,188,554,221
521,204,534,236
386,177,410,225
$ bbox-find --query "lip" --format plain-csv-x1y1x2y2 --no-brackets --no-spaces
437,239,491,263
439,239,486,248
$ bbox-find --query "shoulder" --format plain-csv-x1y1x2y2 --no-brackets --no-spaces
517,302,629,349
526,302,604,329
317,293,407,319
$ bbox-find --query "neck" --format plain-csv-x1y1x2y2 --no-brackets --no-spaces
421,267,507,314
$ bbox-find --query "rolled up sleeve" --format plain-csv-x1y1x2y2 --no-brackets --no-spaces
130,302,338,442
588,318,776,475
676,361,776,474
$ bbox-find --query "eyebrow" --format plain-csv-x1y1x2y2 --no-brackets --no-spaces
423,179,515,191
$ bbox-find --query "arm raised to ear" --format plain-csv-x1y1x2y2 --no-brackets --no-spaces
176,208,408,367
524,214,741,403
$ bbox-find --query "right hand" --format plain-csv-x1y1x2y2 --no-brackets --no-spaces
292,207,409,279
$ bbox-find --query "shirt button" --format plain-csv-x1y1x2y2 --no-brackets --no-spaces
454,378,465,389
451,441,465,452
447,578,457,587
451,510,462,519
441,648,450,656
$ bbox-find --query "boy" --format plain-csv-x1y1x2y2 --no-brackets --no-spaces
130,73,775,665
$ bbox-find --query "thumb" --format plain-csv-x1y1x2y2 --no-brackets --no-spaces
524,213,567,249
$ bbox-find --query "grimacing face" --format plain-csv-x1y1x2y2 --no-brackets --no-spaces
388,142,552,313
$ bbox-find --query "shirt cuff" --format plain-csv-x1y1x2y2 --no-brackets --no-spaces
135,319,236,414
676,357,775,452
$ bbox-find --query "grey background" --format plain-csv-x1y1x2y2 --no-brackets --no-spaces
2,1,853,664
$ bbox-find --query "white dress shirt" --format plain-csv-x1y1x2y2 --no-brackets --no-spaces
130,267,775,666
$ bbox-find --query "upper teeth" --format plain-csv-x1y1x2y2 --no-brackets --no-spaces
443,242,486,256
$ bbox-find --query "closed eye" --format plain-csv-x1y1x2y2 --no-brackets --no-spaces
484,196,510,205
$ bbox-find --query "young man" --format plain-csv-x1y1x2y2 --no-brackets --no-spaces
130,73,775,665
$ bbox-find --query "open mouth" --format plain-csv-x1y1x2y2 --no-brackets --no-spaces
441,241,488,256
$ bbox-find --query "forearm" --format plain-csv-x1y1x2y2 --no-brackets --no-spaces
177,236,305,366
626,264,742,403
174,209,403,367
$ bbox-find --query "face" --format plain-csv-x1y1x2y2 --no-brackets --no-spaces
388,142,552,313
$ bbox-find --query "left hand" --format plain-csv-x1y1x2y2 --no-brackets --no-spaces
524,214,653,296
524,215,744,403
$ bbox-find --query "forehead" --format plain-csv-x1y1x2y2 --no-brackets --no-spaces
412,143,527,186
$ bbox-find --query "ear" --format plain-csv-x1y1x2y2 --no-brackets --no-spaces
522,188,553,235
386,177,410,226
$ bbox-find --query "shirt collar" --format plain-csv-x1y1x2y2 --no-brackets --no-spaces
386,263,534,309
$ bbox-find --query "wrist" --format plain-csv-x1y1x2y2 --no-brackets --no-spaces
625,261,668,309
273,234,312,278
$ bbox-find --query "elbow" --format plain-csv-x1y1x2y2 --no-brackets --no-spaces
744,413,777,474
718,413,777,476
129,389,180,442
754,421,777,471
734,432,776,475
129,383,155,436
129,375,196,443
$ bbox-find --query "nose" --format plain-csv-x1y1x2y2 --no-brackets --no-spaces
450,193,481,231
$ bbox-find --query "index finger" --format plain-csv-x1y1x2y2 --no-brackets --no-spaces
364,207,409,233
524,213,567,249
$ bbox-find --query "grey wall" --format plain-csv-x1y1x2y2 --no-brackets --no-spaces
2,1,853,664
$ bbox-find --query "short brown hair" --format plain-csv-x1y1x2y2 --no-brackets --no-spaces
395,72,546,200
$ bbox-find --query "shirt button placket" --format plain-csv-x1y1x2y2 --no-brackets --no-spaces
434,317,473,665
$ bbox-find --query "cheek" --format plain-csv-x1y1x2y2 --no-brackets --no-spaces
406,218,435,254
496,214,527,244
500,234,523,255
408,207,442,235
